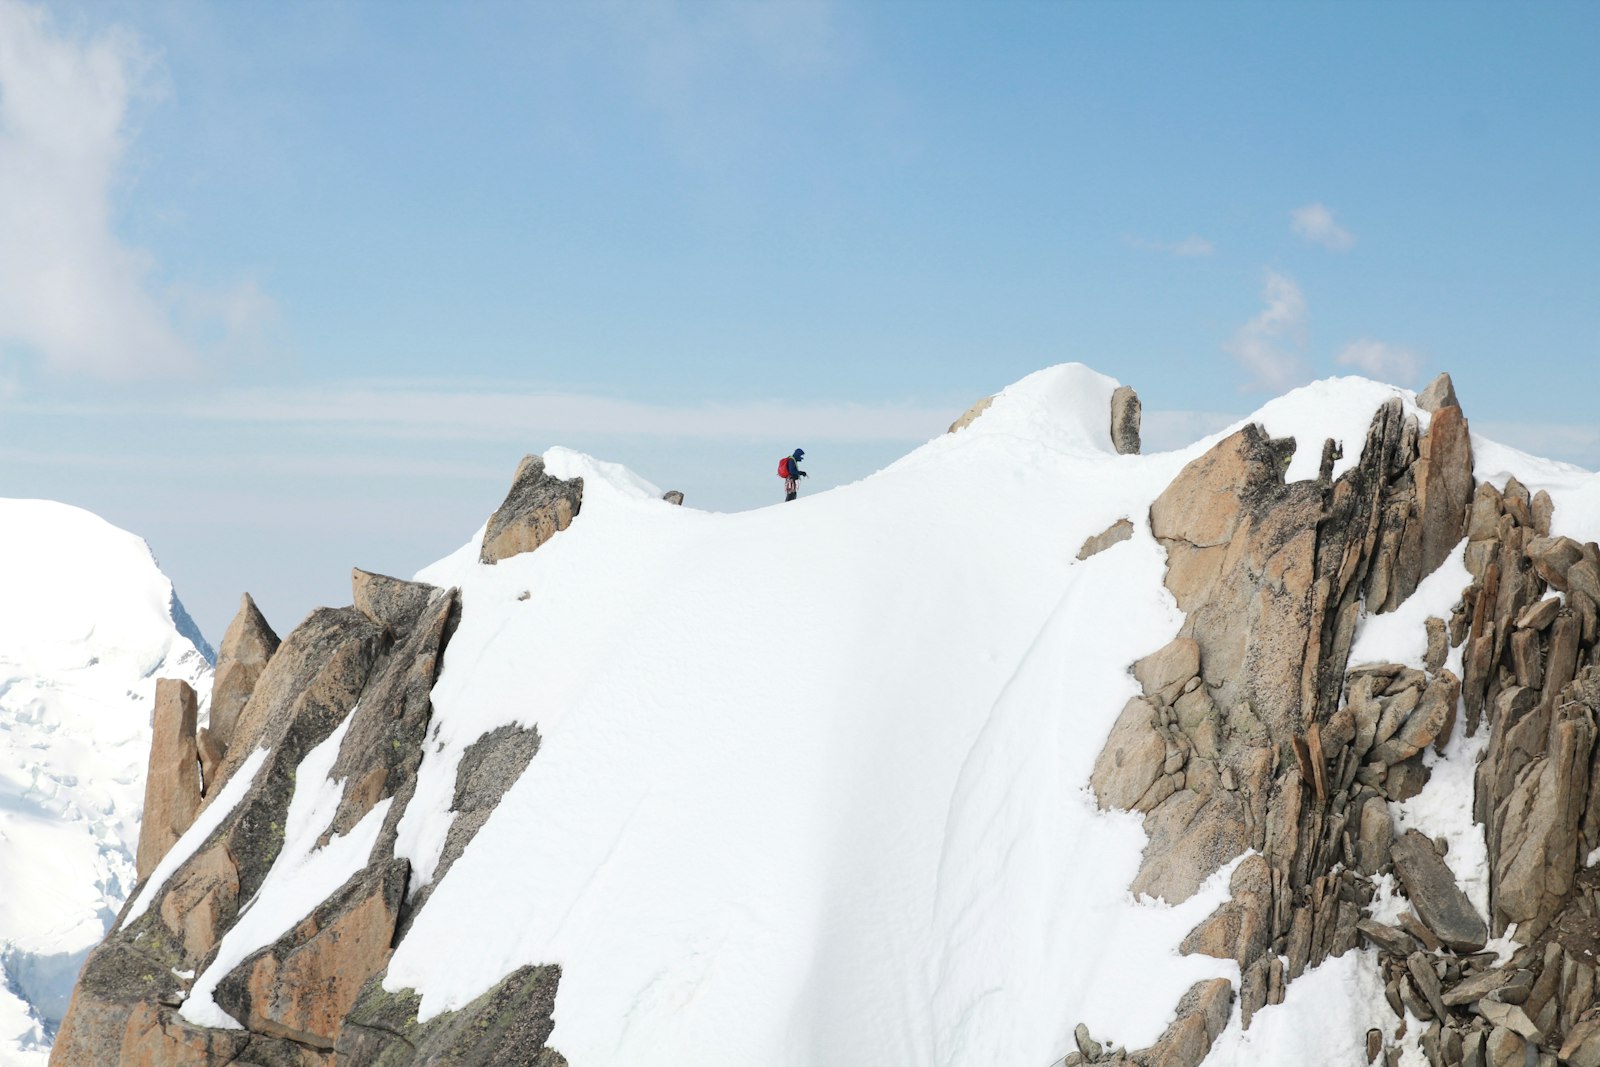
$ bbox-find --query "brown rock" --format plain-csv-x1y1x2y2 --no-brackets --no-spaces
1130,978,1233,1067
1111,385,1142,455
136,679,203,881
948,395,994,433
1369,671,1459,765
195,727,225,799
1133,637,1201,704
352,567,439,639
1078,518,1135,561
1478,1000,1541,1042
1501,476,1534,528
1526,536,1584,591
209,592,280,751
1531,490,1554,537
1516,596,1561,632
1484,1026,1523,1067
1356,796,1394,876
1415,404,1474,581
479,454,583,565
1091,698,1168,812
1391,830,1488,952
1562,1017,1600,1067
1467,482,1503,543
157,842,239,962
1492,716,1595,939
117,1002,251,1067
1416,372,1459,413
1357,919,1415,957
1424,616,1449,673
214,859,408,1050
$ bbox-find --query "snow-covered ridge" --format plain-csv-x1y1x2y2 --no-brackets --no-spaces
41,364,1600,1066
0,499,212,1065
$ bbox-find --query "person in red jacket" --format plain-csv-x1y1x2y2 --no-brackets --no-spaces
778,448,807,502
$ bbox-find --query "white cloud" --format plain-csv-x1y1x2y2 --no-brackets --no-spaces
0,0,273,383
1127,234,1215,258
1290,202,1355,251
1224,270,1309,391
1334,338,1424,385
2,381,959,443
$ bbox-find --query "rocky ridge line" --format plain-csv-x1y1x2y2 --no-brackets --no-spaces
1081,375,1600,1067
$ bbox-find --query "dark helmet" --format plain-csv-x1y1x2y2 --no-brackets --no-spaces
793,448,805,460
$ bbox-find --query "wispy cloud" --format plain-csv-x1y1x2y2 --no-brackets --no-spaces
0,0,275,385
1224,270,1309,391
1290,202,1355,251
1335,338,1424,385
2,382,958,443
1126,234,1215,258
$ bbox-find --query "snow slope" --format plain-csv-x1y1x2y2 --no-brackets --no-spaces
0,499,212,1065
351,363,1600,1067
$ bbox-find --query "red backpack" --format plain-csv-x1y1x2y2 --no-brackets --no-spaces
777,457,794,478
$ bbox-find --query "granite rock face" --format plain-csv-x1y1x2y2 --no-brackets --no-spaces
209,592,281,753
1085,376,1600,1067
135,679,203,881
479,454,583,565
52,458,566,1067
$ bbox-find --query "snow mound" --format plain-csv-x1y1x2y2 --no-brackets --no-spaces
0,499,213,1062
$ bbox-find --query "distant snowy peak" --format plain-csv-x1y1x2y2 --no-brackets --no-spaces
0,497,213,1065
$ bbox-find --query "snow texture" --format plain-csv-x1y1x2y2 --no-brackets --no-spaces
0,499,212,1062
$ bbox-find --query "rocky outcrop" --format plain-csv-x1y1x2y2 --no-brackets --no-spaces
479,454,583,565
334,964,565,1066
52,458,566,1067
1111,386,1141,455
948,395,994,433
662,490,685,505
1086,374,1600,1067
1078,518,1134,561
135,679,203,881
209,592,280,753
213,860,409,1049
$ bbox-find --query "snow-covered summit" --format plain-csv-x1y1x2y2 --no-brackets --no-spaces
0,498,212,1065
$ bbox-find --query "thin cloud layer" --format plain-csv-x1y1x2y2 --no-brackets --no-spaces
1224,270,1309,391
1127,234,1215,258
1290,202,1355,251
0,0,273,384
1335,338,1423,385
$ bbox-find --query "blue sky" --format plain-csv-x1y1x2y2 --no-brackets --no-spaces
1,0,1596,642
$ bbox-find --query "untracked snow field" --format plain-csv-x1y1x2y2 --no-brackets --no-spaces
367,364,1600,1066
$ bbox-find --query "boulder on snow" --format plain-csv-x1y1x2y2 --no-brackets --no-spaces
662,490,685,505
1390,830,1487,952
479,455,583,565
136,679,203,881
1111,385,1142,455
1077,518,1134,561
